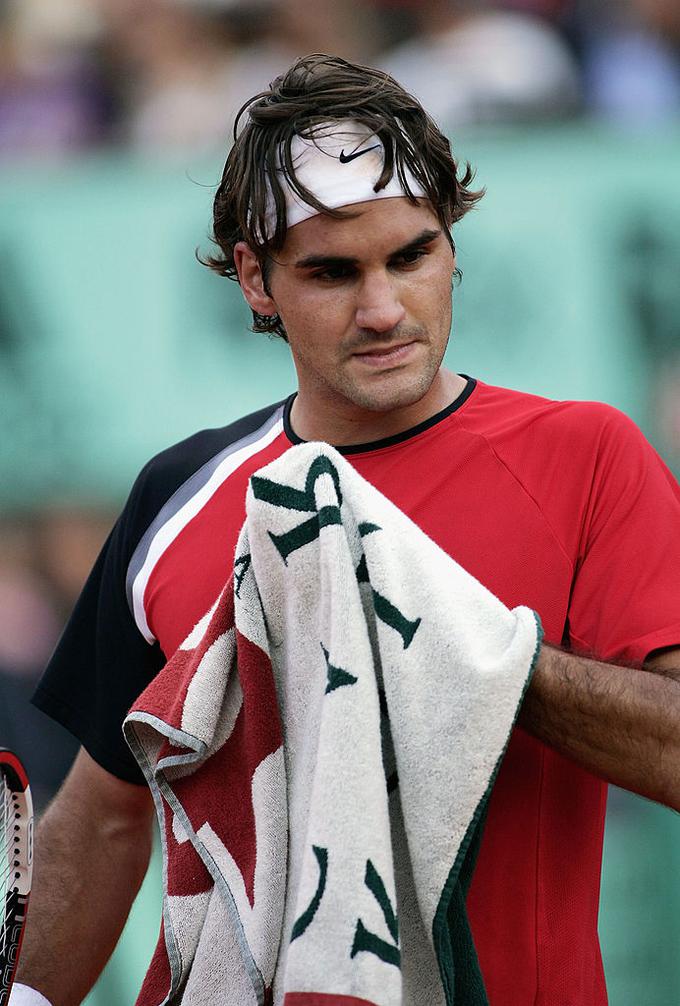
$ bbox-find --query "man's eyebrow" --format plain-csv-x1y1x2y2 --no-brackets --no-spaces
293,228,442,270
294,252,357,270
389,228,442,259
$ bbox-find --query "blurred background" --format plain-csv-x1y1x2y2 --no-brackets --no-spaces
1,0,679,1002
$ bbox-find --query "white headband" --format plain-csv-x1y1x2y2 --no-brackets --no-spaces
260,120,426,240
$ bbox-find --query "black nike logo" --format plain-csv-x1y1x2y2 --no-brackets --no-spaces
338,144,381,164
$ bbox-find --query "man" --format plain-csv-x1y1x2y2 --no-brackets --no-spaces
14,54,680,1006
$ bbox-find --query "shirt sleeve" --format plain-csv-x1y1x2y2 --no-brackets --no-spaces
32,467,166,784
567,407,680,665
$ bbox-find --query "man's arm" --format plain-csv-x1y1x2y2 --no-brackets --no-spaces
519,644,680,812
16,747,155,1006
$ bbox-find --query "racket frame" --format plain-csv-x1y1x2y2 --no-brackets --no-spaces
0,749,34,1006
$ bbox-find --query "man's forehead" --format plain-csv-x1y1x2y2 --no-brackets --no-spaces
279,196,441,261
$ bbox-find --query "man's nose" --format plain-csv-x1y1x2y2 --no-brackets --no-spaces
354,271,406,333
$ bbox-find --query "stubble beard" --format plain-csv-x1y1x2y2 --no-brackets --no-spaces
338,303,453,413
335,331,449,414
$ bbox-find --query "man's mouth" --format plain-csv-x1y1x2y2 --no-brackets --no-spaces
351,341,417,367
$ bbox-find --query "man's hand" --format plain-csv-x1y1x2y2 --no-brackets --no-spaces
16,747,154,1006
519,644,680,811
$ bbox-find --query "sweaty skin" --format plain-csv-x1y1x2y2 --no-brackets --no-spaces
235,197,467,446
522,645,680,810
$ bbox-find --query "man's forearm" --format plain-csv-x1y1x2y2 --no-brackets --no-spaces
519,644,680,811
16,751,154,1006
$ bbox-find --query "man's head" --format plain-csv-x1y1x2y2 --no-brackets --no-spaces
203,53,483,341
203,54,483,442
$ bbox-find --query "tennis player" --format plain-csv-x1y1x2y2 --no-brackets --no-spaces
13,54,680,1006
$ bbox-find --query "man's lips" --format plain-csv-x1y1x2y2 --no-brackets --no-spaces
351,341,417,366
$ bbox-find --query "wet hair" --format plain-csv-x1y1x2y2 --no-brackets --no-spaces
201,53,484,341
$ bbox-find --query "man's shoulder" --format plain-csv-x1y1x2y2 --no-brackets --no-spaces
467,379,637,447
121,398,288,533
459,380,653,502
143,398,287,482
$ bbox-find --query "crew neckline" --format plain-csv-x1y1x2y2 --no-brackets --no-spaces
283,375,477,455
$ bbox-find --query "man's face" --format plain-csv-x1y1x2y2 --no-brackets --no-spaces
237,197,457,433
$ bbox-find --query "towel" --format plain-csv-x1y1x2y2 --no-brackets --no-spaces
124,442,542,1006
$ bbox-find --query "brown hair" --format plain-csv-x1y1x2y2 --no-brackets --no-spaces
201,53,484,341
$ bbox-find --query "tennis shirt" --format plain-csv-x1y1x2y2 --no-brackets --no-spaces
34,376,680,1005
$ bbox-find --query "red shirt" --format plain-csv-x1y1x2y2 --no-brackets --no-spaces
36,377,680,1004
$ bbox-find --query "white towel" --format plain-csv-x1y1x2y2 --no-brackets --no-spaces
124,442,542,1006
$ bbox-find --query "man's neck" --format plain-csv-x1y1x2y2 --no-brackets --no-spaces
290,370,467,446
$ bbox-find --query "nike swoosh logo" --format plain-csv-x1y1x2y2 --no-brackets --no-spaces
338,144,381,164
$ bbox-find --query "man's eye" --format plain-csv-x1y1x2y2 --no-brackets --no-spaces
394,249,427,267
312,266,353,281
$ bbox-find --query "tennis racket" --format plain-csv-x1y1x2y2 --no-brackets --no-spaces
0,749,33,1006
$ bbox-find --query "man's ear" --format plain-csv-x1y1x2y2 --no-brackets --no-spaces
233,243,277,316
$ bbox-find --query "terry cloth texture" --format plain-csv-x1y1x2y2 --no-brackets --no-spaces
124,442,542,1006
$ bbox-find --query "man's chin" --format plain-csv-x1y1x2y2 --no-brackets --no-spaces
344,372,435,414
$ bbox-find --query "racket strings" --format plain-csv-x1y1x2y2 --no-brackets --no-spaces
1,785,21,882
0,754,32,995
0,778,23,958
